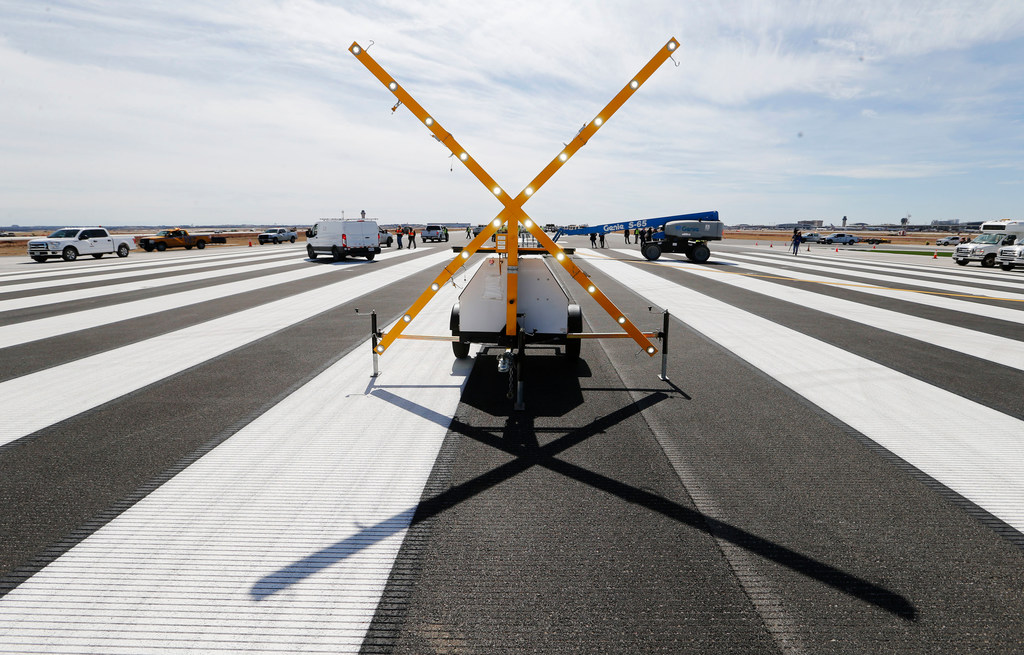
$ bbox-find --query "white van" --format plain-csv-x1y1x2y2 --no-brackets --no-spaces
953,219,1024,267
306,219,382,261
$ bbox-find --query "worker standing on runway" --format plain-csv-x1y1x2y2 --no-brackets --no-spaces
408,227,417,249
791,229,803,256
599,232,605,248
590,232,597,247
624,228,630,244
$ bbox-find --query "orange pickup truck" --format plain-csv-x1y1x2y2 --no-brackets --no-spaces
138,228,209,252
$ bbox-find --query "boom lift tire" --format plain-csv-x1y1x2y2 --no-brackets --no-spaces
686,243,711,263
642,243,662,261
450,303,470,359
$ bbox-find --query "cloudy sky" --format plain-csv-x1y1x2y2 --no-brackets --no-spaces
2,1,1023,227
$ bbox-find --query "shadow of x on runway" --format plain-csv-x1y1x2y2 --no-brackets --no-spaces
252,356,915,621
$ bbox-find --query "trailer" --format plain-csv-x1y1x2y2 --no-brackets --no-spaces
351,38,679,409
553,211,723,262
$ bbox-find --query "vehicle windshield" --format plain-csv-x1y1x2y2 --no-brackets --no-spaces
156,230,172,236
426,225,441,230
48,229,80,238
973,233,1004,244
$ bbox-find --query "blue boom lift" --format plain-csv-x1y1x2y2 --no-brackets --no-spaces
553,211,723,263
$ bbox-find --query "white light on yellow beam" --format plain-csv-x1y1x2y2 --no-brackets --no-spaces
524,219,533,228
352,45,361,54
556,252,565,261
594,117,603,126
617,316,626,324
403,315,412,322
376,345,384,352
492,219,501,227
587,285,596,293
388,81,397,91
525,187,533,196
424,117,434,126
430,283,439,291
559,153,568,162
647,346,656,354
460,152,468,161
668,40,677,50
630,80,639,89
493,187,501,196
461,251,469,259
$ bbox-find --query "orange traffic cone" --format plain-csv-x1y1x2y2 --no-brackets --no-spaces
806,245,810,252
755,241,758,246
770,242,773,248
933,250,938,259
835,247,839,253
249,240,252,247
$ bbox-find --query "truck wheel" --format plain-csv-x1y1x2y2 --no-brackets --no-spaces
450,304,470,359
117,244,130,257
386,237,393,247
565,304,582,361
955,259,968,266
1000,263,1014,271
641,243,661,261
196,241,206,250
62,246,78,262
331,245,346,261
92,253,104,259
273,238,280,244
307,245,318,260
290,236,296,243
185,245,193,250
687,244,711,264
143,245,154,252
982,254,996,268
365,252,375,261
31,256,47,263
156,242,167,252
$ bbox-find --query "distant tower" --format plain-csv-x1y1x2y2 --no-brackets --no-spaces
361,210,366,219
842,215,847,228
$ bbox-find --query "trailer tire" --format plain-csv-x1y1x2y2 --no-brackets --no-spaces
565,304,582,361
642,243,662,261
450,304,470,359
687,243,711,264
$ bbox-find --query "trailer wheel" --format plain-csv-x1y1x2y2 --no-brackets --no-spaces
641,243,661,261
450,303,470,358
686,243,711,264
565,304,582,361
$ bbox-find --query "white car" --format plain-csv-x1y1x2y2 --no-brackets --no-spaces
823,233,859,245
936,236,963,246
801,232,822,243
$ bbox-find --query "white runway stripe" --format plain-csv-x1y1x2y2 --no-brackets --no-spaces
0,267,476,653
0,254,312,314
0,248,424,350
0,244,305,284
0,250,456,447
0,249,302,293
584,250,1024,534
750,249,1024,291
607,249,1024,369
676,252,1024,325
720,251,1024,301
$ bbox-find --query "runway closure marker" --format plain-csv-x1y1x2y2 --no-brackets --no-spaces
351,39,679,357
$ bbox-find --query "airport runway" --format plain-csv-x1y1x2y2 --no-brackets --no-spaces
0,237,1022,653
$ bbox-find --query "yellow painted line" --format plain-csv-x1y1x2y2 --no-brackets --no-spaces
574,252,1024,303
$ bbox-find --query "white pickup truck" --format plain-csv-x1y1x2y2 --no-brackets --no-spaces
28,227,136,262
258,227,297,244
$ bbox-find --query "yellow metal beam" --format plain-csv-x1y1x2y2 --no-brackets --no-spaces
351,39,678,357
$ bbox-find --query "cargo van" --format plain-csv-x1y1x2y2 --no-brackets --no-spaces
306,219,382,261
953,219,1024,267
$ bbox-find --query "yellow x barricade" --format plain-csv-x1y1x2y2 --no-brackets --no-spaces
350,39,679,357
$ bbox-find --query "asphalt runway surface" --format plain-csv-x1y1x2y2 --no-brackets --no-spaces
0,237,1022,653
